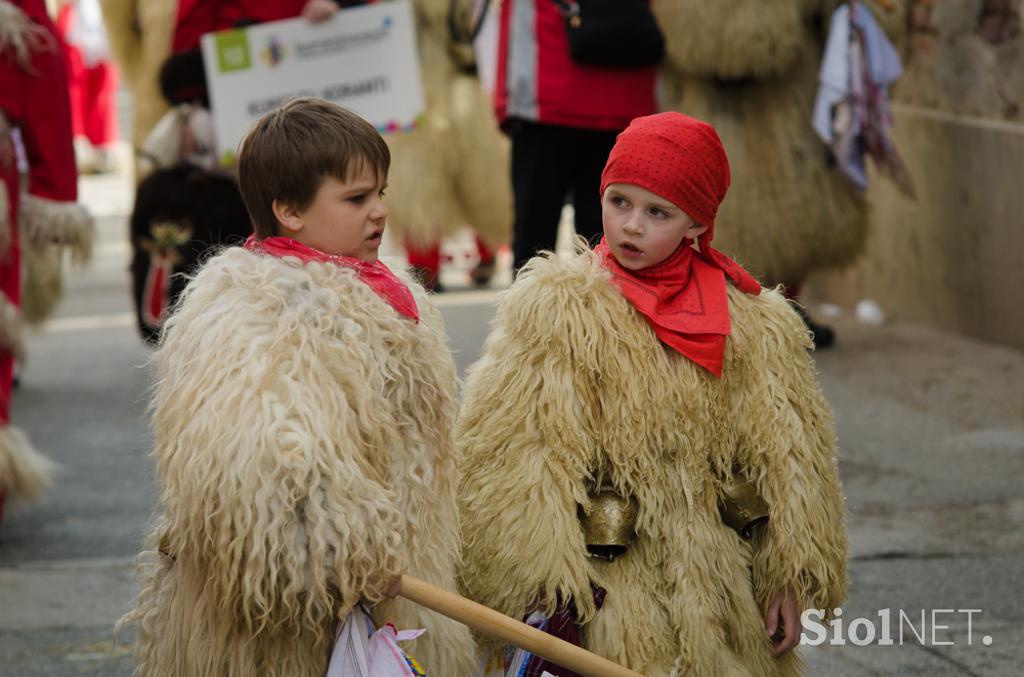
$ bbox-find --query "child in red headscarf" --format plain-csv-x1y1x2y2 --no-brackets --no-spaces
459,112,848,676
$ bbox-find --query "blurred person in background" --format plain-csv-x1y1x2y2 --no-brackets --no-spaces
495,0,658,272
51,0,121,174
0,0,93,525
383,0,511,292
99,0,177,182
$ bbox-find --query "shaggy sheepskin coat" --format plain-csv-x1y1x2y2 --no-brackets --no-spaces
651,0,905,286
384,0,512,251
123,247,477,676
458,248,848,676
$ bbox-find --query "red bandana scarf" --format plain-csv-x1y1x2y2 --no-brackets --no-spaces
244,235,419,323
598,112,761,376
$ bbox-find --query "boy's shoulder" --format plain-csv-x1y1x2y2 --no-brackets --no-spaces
508,246,614,301
186,245,308,305
490,247,640,356
189,245,390,301
181,247,439,332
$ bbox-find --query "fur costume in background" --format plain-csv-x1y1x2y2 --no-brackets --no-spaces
652,0,905,287
458,246,848,675
18,189,94,326
384,0,512,252
98,0,177,180
129,42,248,345
128,163,250,344
0,0,94,519
120,248,477,675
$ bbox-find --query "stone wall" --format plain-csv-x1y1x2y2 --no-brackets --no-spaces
807,0,1024,352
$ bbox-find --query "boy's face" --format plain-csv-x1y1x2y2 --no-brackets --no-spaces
601,183,708,271
273,164,388,262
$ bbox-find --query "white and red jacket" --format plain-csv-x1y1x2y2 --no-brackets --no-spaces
494,0,658,130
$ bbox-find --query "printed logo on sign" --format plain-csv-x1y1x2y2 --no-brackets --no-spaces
216,30,251,73
261,35,286,67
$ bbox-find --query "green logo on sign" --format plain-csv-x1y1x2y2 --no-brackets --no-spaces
215,30,251,73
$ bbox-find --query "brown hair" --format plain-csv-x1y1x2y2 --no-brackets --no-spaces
237,97,390,238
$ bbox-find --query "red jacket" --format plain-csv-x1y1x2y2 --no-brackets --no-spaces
0,0,77,207
495,0,657,131
172,0,310,52
0,0,84,424
172,0,371,52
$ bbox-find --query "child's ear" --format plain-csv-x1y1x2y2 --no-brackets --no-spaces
686,223,709,240
272,199,304,234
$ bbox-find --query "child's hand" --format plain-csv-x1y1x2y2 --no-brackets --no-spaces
302,0,338,23
764,587,802,656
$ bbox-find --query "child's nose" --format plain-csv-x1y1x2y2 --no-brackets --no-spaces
371,199,388,221
623,215,643,234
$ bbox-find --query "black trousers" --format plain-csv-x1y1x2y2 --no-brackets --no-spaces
509,120,620,271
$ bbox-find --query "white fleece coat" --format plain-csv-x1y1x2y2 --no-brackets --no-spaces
123,247,477,676
458,248,848,676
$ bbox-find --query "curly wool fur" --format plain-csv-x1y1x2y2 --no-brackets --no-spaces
658,2,870,285
16,195,95,326
0,425,55,505
458,247,848,675
0,290,25,361
20,193,94,264
121,248,476,676
653,0,804,79
19,241,64,326
384,1,512,250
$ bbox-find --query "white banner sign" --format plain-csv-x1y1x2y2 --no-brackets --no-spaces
200,0,424,165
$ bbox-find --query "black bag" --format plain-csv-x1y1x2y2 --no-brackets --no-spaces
553,0,666,68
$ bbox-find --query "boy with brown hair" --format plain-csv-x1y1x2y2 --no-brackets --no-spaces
121,97,476,676
458,112,848,676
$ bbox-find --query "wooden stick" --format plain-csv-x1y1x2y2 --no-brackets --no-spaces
399,575,643,677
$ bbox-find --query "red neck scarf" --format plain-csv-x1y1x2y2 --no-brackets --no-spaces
596,238,735,376
244,235,419,323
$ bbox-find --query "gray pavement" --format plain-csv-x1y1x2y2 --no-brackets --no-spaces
0,167,1021,676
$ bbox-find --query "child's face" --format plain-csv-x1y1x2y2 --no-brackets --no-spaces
273,164,388,262
602,183,708,270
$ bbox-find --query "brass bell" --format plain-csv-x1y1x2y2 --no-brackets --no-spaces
579,488,639,561
718,471,769,540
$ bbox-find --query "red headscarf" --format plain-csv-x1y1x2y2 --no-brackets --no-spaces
244,235,419,322
597,112,761,376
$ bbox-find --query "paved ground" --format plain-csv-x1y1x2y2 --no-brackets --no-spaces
0,166,1021,676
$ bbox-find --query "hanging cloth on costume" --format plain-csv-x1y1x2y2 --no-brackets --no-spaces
812,0,915,197
244,235,420,323
325,605,426,677
500,586,606,677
